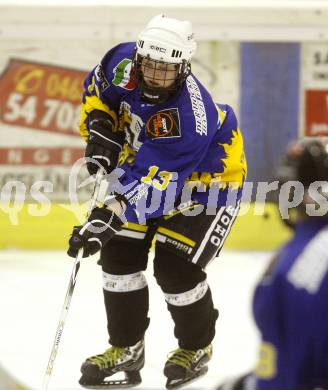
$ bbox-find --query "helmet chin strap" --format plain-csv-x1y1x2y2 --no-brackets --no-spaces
139,81,177,104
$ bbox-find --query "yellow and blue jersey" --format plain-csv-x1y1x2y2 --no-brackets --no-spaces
253,219,328,389
80,42,247,222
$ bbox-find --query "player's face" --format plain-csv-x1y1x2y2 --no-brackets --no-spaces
141,58,178,88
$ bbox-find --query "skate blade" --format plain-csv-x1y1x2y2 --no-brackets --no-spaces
166,366,208,390
79,371,142,389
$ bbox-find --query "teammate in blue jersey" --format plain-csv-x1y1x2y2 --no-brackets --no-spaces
67,14,247,389
217,137,328,390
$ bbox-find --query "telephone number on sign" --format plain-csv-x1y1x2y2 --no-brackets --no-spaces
1,92,81,134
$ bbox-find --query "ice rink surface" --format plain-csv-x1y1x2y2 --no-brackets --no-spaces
0,249,273,390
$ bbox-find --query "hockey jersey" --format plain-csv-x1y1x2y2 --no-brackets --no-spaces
80,42,247,223
252,218,328,390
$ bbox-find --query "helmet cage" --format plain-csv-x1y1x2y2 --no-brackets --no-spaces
132,52,191,104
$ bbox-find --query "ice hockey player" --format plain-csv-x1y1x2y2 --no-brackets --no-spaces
217,137,328,390
67,14,247,389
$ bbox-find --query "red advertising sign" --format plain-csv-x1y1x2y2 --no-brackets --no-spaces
0,147,84,165
305,89,328,136
0,59,88,136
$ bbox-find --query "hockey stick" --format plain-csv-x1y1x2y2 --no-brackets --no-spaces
42,169,104,390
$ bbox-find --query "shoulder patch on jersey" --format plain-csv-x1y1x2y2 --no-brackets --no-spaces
95,64,110,92
112,58,135,90
146,108,181,140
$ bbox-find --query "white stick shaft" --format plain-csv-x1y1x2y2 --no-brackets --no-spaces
42,169,104,390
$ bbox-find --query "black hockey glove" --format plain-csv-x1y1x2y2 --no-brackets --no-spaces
85,110,124,175
67,207,123,258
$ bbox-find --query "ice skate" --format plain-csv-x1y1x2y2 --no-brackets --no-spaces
79,340,144,389
164,344,212,389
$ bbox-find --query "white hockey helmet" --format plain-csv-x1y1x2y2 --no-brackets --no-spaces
133,14,196,103
136,14,197,63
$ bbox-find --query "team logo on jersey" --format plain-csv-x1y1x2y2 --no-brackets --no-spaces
112,59,135,90
94,64,109,91
146,108,181,139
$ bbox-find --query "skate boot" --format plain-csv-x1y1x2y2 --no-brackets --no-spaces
79,340,144,389
164,344,212,389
